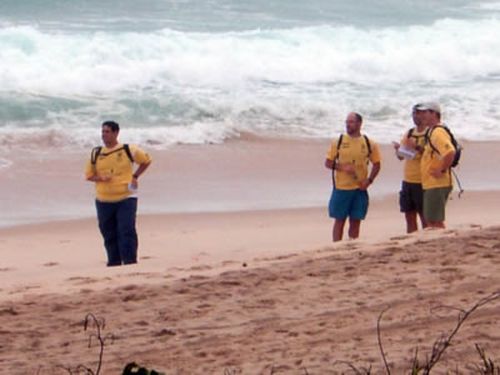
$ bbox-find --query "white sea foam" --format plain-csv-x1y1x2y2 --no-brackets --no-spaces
1,20,500,92
0,122,238,151
1,18,500,148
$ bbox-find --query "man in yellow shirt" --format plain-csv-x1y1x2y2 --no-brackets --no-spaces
324,112,381,241
393,104,428,233
416,102,456,229
85,121,152,266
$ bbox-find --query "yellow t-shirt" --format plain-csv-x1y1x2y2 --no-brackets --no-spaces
85,144,152,202
401,128,426,184
420,126,454,189
326,134,381,190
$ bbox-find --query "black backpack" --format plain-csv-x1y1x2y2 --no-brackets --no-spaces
406,128,426,153
331,134,372,188
407,127,425,142
91,144,134,165
426,125,462,168
334,134,372,162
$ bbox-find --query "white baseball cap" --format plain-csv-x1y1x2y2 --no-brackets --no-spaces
414,102,441,113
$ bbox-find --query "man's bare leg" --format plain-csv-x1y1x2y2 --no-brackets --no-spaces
333,219,346,242
348,218,361,239
418,211,428,229
405,211,418,233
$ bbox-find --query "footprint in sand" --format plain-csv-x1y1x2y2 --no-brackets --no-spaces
43,262,59,267
316,246,335,253
10,285,41,294
189,265,212,271
51,303,71,312
274,253,298,260
154,328,176,337
66,276,100,285
341,243,359,251
0,307,19,316
390,235,411,241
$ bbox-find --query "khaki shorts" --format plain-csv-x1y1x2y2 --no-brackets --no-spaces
423,187,452,222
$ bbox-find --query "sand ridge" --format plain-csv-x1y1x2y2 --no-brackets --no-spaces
1,225,500,374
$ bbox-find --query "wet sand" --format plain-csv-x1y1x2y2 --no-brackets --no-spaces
1,137,498,227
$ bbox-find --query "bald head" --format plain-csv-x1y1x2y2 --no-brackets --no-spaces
345,112,363,136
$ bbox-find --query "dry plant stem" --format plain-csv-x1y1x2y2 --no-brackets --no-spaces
377,307,392,375
68,312,113,375
410,347,421,374
375,292,500,375
474,344,499,374
84,313,105,375
423,291,500,374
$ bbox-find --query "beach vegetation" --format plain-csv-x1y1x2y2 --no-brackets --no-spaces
38,292,500,374
334,291,500,374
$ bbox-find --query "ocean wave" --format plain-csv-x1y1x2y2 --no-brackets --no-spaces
1,19,500,147
0,122,239,151
1,20,500,93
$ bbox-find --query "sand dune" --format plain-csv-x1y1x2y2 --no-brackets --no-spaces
1,225,500,374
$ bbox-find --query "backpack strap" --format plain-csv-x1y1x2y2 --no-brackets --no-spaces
331,134,372,188
91,146,102,165
91,145,134,166
407,127,425,141
335,134,372,161
425,127,439,155
426,125,455,156
363,134,372,158
442,126,458,146
123,144,134,163
334,134,344,162
331,134,344,189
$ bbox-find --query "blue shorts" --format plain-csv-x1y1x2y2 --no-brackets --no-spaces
328,189,369,220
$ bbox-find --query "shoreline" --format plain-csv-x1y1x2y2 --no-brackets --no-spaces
0,137,499,228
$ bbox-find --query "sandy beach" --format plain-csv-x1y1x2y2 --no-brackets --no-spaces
1,138,500,373
2,0,500,372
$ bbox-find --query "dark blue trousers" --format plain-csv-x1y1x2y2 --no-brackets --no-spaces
95,198,138,266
